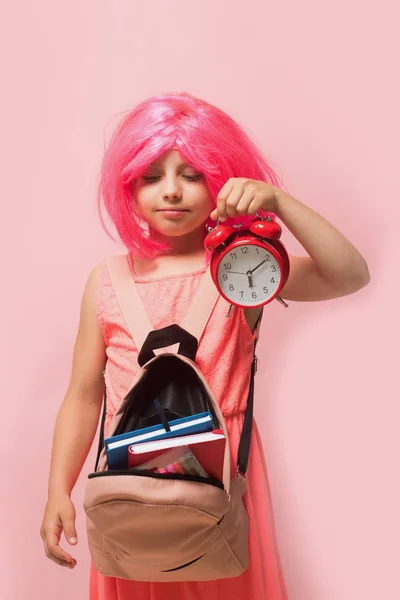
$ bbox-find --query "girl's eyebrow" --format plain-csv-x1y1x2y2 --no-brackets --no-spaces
179,162,198,170
146,161,196,170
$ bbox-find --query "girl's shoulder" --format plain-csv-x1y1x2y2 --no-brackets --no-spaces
87,256,121,344
89,255,125,296
83,258,109,296
88,254,127,284
90,252,142,300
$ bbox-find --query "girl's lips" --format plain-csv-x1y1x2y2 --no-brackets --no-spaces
158,210,188,218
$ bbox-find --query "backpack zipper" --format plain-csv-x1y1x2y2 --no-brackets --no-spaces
88,469,225,491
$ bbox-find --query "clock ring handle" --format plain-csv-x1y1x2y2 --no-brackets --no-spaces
207,217,244,233
255,212,273,221
206,217,221,233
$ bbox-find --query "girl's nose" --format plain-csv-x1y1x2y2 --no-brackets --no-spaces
162,175,182,201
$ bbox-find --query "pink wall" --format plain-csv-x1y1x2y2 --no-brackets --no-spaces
1,1,398,599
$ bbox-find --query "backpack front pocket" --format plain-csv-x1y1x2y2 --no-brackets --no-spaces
85,471,229,570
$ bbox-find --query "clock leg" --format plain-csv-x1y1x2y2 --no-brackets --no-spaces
226,304,234,317
276,296,289,308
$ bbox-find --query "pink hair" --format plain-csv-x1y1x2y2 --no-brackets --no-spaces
97,93,284,258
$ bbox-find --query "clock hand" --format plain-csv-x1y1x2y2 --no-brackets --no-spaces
226,271,247,275
249,257,269,275
248,261,254,287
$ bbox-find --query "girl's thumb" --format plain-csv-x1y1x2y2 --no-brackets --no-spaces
68,535,78,545
63,517,78,545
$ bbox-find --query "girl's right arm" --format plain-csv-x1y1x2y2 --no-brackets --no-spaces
40,264,107,569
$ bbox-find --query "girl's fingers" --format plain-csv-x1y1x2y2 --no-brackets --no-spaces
214,178,269,221
235,186,257,215
247,195,267,215
44,538,75,568
224,186,246,219
216,179,236,221
216,179,261,221
43,524,76,568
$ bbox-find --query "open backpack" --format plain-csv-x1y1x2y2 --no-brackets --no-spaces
84,255,260,582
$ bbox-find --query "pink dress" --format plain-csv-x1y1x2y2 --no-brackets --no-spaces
91,255,288,600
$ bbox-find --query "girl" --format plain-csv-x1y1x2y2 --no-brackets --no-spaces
40,93,370,600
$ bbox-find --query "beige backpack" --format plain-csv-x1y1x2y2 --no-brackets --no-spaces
84,255,259,582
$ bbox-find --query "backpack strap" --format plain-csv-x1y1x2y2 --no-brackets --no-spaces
181,266,219,342
236,351,256,476
236,309,263,476
106,255,219,352
106,255,154,353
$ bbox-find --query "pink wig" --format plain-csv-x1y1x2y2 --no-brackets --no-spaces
97,93,284,258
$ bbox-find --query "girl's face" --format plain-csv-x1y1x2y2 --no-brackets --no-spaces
135,149,214,242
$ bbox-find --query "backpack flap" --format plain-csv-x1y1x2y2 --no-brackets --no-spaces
137,324,198,366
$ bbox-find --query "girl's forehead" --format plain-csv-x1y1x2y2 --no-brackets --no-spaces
148,148,192,168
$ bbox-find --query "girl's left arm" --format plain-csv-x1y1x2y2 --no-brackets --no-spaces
211,179,371,302
274,189,370,301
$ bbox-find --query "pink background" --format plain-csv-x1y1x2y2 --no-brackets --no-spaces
1,1,398,599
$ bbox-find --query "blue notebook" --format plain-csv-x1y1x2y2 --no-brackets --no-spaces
105,411,214,470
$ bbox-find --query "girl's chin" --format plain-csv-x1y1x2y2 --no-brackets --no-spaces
149,223,206,240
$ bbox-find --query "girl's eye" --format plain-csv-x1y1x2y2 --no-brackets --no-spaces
142,175,160,183
183,173,202,181
141,172,202,183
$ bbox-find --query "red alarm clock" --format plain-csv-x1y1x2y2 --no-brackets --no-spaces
204,214,290,308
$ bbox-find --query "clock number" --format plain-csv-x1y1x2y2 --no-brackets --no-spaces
241,247,249,254
264,254,270,261
229,284,234,291
255,247,259,254
263,287,269,294
240,291,244,298
230,252,237,260
224,262,232,271
271,265,276,272
252,292,257,299
270,277,275,284
223,274,228,281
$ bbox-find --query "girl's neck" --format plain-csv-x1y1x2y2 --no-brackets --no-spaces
150,224,207,255
131,225,208,279
131,247,207,280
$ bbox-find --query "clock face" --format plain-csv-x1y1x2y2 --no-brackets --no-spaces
216,242,282,307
